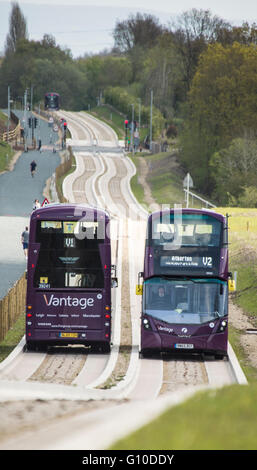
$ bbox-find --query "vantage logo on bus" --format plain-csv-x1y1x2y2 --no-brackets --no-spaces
43,294,95,310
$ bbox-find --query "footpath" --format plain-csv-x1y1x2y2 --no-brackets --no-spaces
0,111,61,299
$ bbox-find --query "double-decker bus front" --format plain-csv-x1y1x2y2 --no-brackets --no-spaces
26,204,113,352
44,92,60,110
139,209,229,359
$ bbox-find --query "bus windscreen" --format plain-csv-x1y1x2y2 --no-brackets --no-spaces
143,277,228,325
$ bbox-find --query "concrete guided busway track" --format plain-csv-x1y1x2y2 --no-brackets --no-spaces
0,110,247,450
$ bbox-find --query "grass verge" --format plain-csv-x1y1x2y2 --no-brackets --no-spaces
129,151,214,208
0,141,14,172
0,313,25,363
111,384,257,450
217,208,257,324
87,105,125,140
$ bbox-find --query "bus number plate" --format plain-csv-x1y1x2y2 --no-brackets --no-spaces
175,343,194,349
59,333,78,338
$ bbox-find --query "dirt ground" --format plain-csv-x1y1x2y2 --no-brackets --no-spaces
0,399,123,443
229,300,257,371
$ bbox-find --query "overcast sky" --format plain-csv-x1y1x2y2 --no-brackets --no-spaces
2,0,256,21
1,0,256,57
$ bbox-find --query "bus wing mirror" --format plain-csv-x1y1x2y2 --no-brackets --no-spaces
111,264,117,276
111,277,118,288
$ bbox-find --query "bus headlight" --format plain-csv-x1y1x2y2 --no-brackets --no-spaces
218,320,227,332
142,317,152,330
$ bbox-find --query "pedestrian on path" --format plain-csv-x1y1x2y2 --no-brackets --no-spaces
30,160,37,177
33,199,40,210
21,226,29,259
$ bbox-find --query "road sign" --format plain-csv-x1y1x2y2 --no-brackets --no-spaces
41,198,49,207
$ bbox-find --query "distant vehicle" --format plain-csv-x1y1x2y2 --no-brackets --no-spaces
137,208,233,359
44,92,60,111
25,203,118,352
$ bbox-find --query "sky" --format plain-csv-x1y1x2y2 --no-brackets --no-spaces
1,0,257,57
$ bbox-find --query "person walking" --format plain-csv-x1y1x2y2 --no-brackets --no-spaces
33,199,41,210
21,226,29,259
30,160,37,177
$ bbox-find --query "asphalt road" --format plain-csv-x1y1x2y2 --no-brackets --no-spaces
0,111,60,298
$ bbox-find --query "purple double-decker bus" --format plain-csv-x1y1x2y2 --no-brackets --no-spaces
139,208,230,359
25,203,117,352
44,92,60,110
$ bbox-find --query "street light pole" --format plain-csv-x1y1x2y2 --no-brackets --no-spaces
24,89,28,151
31,85,34,146
131,103,134,154
150,89,153,152
7,86,10,142
138,98,141,132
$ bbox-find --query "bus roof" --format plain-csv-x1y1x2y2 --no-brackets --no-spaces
30,203,109,221
149,208,226,223
45,92,59,96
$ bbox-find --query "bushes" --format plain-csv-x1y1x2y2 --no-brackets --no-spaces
104,86,165,139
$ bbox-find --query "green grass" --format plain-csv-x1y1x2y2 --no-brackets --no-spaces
111,385,257,450
87,104,149,143
217,208,257,323
56,154,76,202
87,105,125,140
0,110,8,124
129,151,211,209
0,141,14,172
129,154,148,209
0,313,25,363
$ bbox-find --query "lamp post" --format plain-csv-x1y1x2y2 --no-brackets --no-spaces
131,104,134,154
150,89,153,152
7,86,11,142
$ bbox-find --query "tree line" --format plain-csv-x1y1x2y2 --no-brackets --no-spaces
1,3,257,206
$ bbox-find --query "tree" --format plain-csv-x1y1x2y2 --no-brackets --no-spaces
0,37,87,109
113,13,164,81
5,2,28,56
210,138,257,205
216,22,257,46
170,8,231,91
113,13,164,53
141,33,183,117
179,42,257,195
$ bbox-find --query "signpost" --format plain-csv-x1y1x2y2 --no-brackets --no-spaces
183,173,193,208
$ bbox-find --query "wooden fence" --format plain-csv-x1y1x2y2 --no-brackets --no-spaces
0,273,27,341
0,111,21,143
1,122,21,143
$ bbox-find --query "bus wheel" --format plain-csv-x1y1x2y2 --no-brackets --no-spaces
139,348,152,358
215,353,227,361
26,341,36,351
